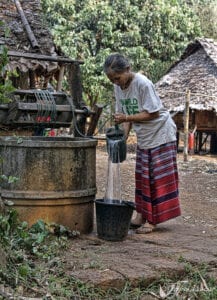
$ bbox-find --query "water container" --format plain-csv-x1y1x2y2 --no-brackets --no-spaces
95,199,135,241
106,126,126,163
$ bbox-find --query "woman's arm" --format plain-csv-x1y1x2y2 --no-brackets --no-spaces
122,121,132,140
114,111,159,124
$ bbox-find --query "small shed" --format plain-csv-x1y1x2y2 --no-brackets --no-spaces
155,38,217,154
0,0,101,136
0,0,81,90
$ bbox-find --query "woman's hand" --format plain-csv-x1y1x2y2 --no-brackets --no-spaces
114,113,128,124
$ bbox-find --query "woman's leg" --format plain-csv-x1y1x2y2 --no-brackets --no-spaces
134,142,181,233
143,142,181,225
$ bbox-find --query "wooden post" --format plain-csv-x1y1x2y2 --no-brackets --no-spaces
56,65,65,92
68,63,84,108
183,90,190,162
176,131,179,150
210,132,217,154
198,132,203,153
29,70,36,89
86,104,104,136
68,63,86,137
14,0,39,49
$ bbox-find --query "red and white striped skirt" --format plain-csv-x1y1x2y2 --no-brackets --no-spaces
135,141,181,225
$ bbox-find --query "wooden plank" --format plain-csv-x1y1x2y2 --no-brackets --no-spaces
8,121,72,127
195,110,217,129
86,104,104,136
17,102,72,112
5,50,84,64
0,103,93,114
0,104,8,110
13,89,67,96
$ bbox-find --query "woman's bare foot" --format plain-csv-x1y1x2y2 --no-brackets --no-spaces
135,222,156,234
130,213,145,229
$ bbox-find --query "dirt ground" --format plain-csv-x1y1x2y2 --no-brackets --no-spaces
62,137,217,290
95,136,217,226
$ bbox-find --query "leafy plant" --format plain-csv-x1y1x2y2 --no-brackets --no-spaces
0,21,16,103
0,211,78,291
41,0,202,110
0,174,19,184
0,209,19,244
0,211,216,299
192,0,217,39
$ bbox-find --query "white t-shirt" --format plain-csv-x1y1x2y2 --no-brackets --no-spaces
114,73,177,149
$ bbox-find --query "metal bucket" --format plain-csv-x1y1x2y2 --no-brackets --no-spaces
0,136,97,233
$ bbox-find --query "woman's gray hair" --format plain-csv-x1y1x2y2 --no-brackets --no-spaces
103,53,130,74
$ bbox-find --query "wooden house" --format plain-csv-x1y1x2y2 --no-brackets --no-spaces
155,38,217,154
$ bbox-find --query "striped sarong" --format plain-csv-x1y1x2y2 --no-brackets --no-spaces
135,141,181,225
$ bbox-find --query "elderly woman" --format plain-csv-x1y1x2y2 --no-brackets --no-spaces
103,53,181,233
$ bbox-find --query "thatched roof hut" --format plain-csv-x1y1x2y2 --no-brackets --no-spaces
155,38,217,153
156,38,217,113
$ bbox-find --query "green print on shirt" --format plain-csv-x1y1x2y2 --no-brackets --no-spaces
120,98,139,115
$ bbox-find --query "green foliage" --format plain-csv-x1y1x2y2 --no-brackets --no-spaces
192,0,217,40
1,212,46,251
0,157,19,190
0,211,77,290
0,174,19,184
0,46,15,103
41,0,201,110
0,22,16,103
138,0,201,61
0,209,19,244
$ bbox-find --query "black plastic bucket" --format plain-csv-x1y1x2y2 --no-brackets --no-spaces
95,199,135,241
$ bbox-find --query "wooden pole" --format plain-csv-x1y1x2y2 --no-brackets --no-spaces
183,90,190,162
86,104,104,136
14,0,39,49
56,65,65,91
68,63,84,108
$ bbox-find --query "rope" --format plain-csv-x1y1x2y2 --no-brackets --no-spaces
66,96,111,139
43,91,57,122
33,91,108,139
34,90,57,124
